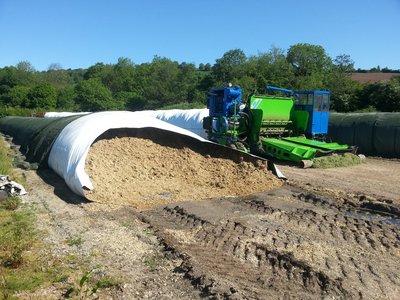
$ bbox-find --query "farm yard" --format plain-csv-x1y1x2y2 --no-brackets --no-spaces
1,0,400,298
1,127,399,299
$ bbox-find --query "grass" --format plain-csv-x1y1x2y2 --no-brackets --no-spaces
0,210,35,268
312,153,364,169
0,200,68,298
0,257,69,294
0,107,39,118
0,136,25,185
143,256,160,272
64,270,122,299
0,193,94,299
0,136,123,299
0,135,71,298
94,276,122,289
160,102,205,110
0,145,14,175
65,236,84,247
0,197,21,211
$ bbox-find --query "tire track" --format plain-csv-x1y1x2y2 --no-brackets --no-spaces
144,188,400,299
237,197,399,251
158,205,351,298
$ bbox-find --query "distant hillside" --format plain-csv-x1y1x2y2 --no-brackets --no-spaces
350,72,400,84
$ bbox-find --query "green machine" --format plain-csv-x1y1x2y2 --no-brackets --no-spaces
204,85,353,164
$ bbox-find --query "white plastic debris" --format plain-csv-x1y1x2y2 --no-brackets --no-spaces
0,175,27,196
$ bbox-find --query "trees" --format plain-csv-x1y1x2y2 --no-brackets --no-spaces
106,57,136,94
212,49,247,84
56,87,76,111
199,63,212,71
325,54,360,111
26,83,57,109
366,78,400,112
334,54,355,73
42,68,72,90
83,63,110,80
143,57,181,107
75,78,114,111
245,47,295,92
286,44,334,90
0,46,398,113
0,65,35,88
177,62,200,102
48,63,63,71
2,86,30,107
325,72,362,111
118,91,147,111
16,61,35,73
287,43,332,76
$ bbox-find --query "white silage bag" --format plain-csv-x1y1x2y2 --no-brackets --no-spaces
140,108,209,138
44,112,91,118
47,111,209,197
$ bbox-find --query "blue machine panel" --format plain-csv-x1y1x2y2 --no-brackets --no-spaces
294,90,330,135
207,86,242,117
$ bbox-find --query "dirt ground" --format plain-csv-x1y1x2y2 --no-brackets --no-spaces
277,158,400,204
16,138,400,299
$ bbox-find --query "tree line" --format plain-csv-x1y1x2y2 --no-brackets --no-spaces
0,43,399,116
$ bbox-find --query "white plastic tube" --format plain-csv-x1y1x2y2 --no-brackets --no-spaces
138,108,209,138
48,111,209,196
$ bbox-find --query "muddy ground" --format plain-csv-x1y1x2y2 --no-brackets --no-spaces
19,149,400,299
278,158,400,203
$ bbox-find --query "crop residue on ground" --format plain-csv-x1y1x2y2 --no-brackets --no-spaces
84,137,283,208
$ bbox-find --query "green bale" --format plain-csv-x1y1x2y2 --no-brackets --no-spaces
329,112,400,158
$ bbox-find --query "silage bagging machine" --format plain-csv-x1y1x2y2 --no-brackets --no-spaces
203,85,353,165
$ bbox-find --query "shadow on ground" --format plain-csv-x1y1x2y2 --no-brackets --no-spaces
36,168,91,205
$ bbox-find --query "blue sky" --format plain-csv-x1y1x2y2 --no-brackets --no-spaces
0,0,399,71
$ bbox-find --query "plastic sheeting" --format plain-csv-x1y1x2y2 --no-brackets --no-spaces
0,175,27,196
0,115,83,165
139,108,209,138
44,112,90,118
1,110,283,198
43,109,209,137
47,111,212,197
329,113,400,158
